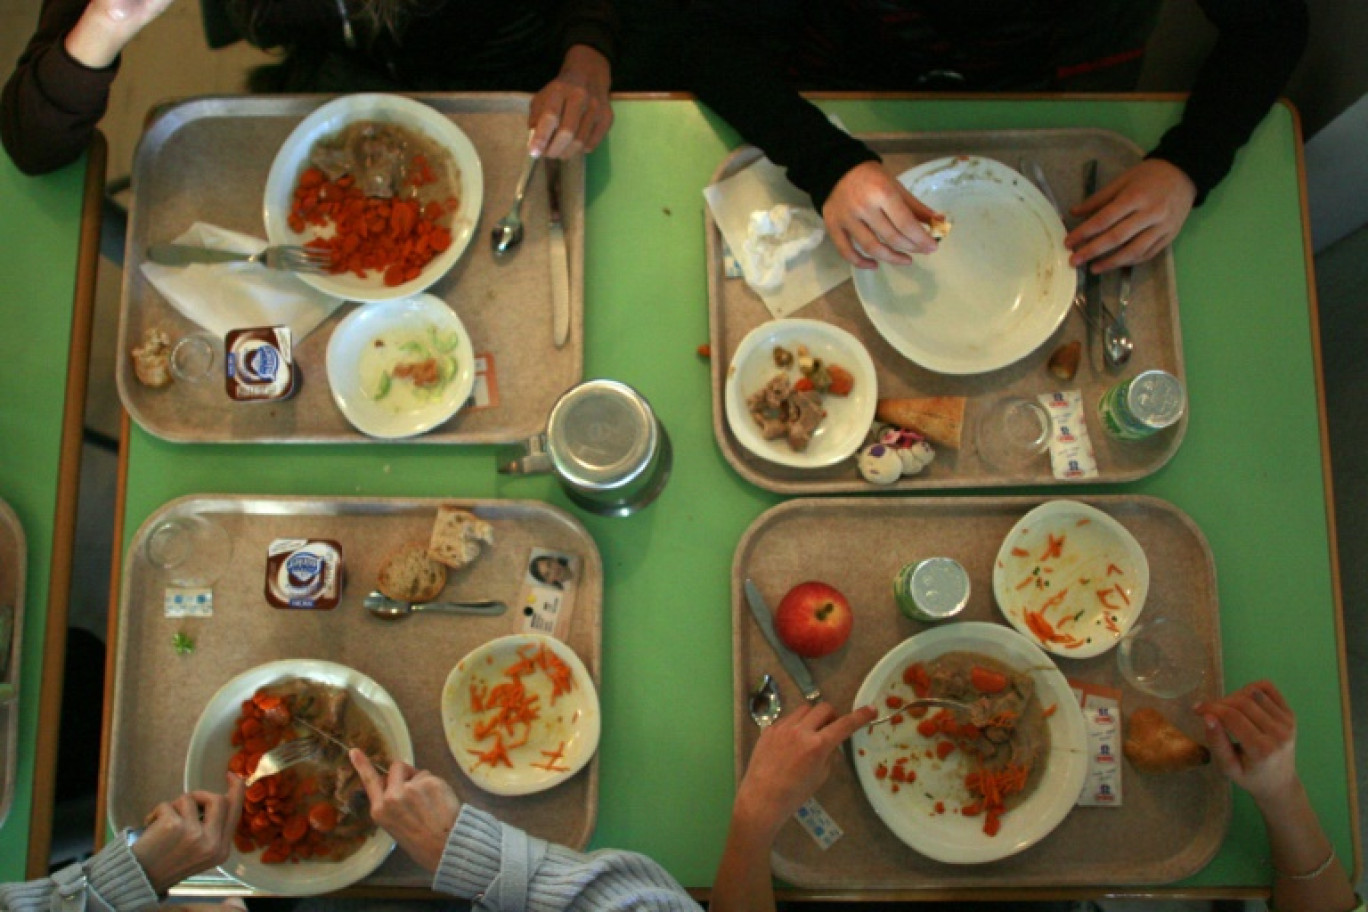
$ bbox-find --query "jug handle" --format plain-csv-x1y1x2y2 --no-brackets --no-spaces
498,433,554,475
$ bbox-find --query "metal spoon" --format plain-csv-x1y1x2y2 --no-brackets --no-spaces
1104,266,1135,368
749,674,782,729
490,151,540,258
364,590,508,620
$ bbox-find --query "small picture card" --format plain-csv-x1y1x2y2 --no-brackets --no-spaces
517,548,581,640
164,587,213,618
795,797,843,849
464,353,500,412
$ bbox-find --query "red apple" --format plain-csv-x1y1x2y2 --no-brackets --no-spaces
774,581,853,657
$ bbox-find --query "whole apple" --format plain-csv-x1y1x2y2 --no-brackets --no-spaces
774,581,853,657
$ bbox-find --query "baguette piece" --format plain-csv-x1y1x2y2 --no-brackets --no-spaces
875,396,966,450
428,507,494,570
377,542,448,602
1123,707,1211,773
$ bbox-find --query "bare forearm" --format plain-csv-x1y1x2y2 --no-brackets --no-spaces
1257,782,1357,912
710,807,778,912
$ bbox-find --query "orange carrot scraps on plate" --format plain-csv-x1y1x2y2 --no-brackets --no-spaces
1038,533,1065,561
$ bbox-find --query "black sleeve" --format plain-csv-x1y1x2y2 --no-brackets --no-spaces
225,0,349,51
557,0,621,68
673,2,878,212
1147,0,1308,204
1,0,117,175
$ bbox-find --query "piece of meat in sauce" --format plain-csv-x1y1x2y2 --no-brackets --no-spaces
309,122,412,199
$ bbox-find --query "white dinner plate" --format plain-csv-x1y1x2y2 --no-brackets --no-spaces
263,93,483,302
853,156,1073,375
724,318,878,468
184,659,414,895
851,623,1087,864
442,634,600,797
993,500,1150,659
325,294,476,439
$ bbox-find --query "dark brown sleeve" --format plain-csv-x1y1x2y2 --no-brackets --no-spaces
556,0,621,68
1,0,118,175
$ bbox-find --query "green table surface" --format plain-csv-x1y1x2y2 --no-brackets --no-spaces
117,98,1349,895
0,148,95,879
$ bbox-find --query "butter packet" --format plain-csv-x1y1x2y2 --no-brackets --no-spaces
1070,679,1123,807
517,548,581,641
1038,390,1099,480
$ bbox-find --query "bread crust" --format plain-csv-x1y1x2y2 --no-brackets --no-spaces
427,507,494,570
875,396,966,450
377,542,448,602
1123,707,1211,773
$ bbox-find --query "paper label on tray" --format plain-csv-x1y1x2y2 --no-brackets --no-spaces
517,548,581,640
795,797,843,849
1070,679,1122,807
164,587,213,617
1039,390,1099,480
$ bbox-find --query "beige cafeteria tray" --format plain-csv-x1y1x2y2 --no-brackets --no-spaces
0,497,25,830
733,495,1226,889
106,495,601,891
117,94,583,444
707,129,1186,493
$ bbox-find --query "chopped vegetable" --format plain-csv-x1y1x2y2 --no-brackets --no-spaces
172,632,196,656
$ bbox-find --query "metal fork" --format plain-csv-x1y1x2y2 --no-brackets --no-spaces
245,735,321,786
147,243,335,275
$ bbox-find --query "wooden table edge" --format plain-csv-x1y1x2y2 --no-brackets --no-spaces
94,408,131,854
26,132,105,877
1282,96,1362,884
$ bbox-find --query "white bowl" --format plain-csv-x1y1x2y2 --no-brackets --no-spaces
184,659,413,895
325,294,476,439
853,156,1073,375
264,94,483,302
442,634,600,797
993,500,1151,659
850,623,1087,864
724,318,877,468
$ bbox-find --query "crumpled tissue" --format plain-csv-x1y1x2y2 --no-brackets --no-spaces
741,205,826,294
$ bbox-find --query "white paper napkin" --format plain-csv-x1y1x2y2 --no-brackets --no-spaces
139,223,345,339
704,157,851,318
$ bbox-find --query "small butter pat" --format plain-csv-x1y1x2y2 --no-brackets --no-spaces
1071,680,1123,807
1038,390,1099,480
164,587,213,618
742,205,826,293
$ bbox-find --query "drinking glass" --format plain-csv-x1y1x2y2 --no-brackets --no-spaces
144,515,233,587
1118,616,1206,699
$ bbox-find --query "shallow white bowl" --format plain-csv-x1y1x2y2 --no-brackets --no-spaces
184,659,413,895
264,93,483,302
442,634,600,797
851,623,1087,864
853,156,1073,375
993,500,1151,659
724,318,877,468
326,294,476,439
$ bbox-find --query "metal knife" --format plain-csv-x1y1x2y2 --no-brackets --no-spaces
743,579,821,704
293,717,389,775
1082,159,1104,351
547,159,571,349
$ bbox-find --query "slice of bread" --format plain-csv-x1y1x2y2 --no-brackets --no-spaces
1123,707,1211,773
377,542,448,602
427,507,494,570
875,396,966,450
